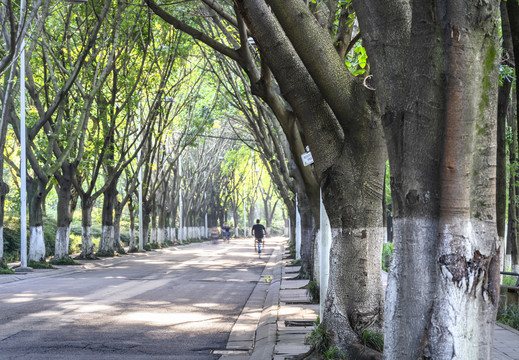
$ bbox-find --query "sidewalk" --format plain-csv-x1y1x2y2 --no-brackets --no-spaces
236,242,519,360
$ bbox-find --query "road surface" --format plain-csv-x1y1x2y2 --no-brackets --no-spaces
0,238,274,360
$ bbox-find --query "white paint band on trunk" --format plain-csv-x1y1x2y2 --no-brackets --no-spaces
28,226,46,262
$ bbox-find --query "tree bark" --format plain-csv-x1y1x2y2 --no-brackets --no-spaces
53,163,77,260
27,176,47,262
498,2,514,272
98,180,118,256
78,197,95,260
128,198,138,252
354,0,501,357
236,2,386,354
508,0,519,273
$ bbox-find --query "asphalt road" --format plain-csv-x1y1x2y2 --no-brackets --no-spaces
0,238,272,360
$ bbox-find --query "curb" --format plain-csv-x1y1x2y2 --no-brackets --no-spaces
249,241,283,360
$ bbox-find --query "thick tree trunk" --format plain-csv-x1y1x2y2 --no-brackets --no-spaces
143,200,152,245
158,199,166,244
54,165,75,260
354,1,501,357
98,181,118,256
322,146,387,354
113,204,125,254
298,192,315,278
128,199,138,253
0,182,8,264
498,2,513,272
508,0,519,274
78,198,95,259
27,177,47,262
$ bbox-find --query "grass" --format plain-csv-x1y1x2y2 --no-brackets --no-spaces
96,250,116,257
0,268,15,275
307,280,320,303
28,260,55,269
305,318,331,354
50,257,80,265
361,329,384,352
325,346,346,360
498,304,519,330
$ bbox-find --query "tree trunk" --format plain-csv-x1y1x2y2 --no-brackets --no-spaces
158,194,166,244
27,176,47,262
113,202,125,254
128,198,138,253
354,1,501,357
143,200,152,245
322,145,387,353
78,197,95,259
98,181,118,256
54,164,76,260
508,0,519,274
0,182,7,264
497,2,513,273
298,191,315,278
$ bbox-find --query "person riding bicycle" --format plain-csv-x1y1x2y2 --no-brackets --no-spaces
251,219,267,253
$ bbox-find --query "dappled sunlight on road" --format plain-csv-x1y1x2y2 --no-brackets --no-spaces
0,238,288,358
121,311,222,327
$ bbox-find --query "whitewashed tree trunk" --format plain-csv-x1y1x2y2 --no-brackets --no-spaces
54,226,71,260
385,218,439,357
28,226,45,262
80,226,95,258
313,228,320,287
98,225,114,254
426,219,498,359
157,227,164,244
319,191,331,321
128,228,137,252
324,227,384,344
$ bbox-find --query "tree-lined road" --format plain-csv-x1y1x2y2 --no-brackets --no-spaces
0,239,274,359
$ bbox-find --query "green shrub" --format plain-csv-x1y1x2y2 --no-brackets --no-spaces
0,268,15,275
69,234,82,254
42,216,57,257
382,242,394,271
143,243,151,251
502,275,518,286
498,304,519,330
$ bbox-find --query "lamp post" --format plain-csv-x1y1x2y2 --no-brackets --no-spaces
19,0,28,270
178,156,183,244
138,97,144,251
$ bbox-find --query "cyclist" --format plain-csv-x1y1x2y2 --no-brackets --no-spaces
251,219,267,253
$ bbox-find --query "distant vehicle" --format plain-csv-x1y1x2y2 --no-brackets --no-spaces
210,227,220,243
